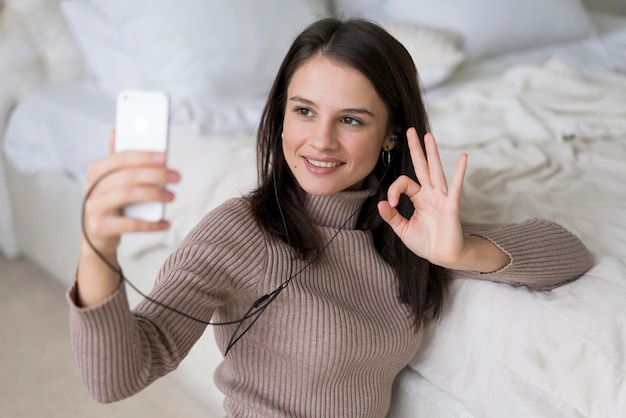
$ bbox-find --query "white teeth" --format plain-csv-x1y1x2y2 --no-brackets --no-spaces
306,158,340,168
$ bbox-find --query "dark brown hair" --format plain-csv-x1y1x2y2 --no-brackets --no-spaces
247,18,447,326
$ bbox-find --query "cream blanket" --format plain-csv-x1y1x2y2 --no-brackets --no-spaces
404,60,626,418
429,57,626,147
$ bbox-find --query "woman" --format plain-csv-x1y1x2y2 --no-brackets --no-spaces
71,18,592,417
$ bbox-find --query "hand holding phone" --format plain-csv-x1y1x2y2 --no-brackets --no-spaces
115,90,170,222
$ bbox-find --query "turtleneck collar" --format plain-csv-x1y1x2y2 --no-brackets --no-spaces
304,186,375,230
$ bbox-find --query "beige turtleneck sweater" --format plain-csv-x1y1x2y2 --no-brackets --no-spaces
68,189,592,417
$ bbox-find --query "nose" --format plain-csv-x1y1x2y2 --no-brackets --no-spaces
309,119,338,151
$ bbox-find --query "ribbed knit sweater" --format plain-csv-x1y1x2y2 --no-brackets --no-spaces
68,188,592,417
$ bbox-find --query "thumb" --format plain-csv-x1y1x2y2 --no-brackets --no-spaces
109,130,116,155
377,200,408,236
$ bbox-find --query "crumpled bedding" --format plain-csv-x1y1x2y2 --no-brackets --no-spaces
404,61,626,418
428,57,626,147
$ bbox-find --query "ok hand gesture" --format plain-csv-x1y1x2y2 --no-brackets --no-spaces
377,128,469,269
378,128,510,272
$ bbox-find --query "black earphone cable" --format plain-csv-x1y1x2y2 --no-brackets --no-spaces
81,170,280,329
80,153,393,355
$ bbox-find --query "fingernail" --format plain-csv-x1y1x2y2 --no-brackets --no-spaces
152,152,166,163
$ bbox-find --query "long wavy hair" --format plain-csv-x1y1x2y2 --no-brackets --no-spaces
247,18,447,326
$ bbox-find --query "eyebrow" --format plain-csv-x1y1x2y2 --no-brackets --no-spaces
288,95,376,118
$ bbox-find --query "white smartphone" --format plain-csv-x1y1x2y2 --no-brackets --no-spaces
115,89,170,222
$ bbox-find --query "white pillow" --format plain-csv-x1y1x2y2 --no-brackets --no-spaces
380,20,464,88
334,0,596,61
384,0,596,60
60,0,326,133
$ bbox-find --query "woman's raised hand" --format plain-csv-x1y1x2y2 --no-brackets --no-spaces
76,131,180,307
82,131,180,260
377,128,469,269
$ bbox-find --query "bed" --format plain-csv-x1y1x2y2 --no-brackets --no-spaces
1,0,625,416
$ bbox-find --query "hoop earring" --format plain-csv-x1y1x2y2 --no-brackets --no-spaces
381,132,400,166
381,149,391,167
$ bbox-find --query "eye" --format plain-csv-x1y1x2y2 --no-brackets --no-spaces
295,107,313,117
340,116,362,126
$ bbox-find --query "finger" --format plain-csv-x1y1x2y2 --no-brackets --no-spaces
406,127,430,188
86,179,175,216
377,200,410,236
83,188,174,246
86,150,168,189
99,166,179,192
85,212,171,240
448,153,468,204
108,183,176,207
85,164,178,201
82,188,173,251
109,130,116,155
386,175,421,207
423,132,448,193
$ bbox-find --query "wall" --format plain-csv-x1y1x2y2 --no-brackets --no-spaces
583,0,626,15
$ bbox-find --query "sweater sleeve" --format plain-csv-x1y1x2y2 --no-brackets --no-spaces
446,218,593,290
67,198,267,403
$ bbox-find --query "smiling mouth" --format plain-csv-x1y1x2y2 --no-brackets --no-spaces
304,157,342,168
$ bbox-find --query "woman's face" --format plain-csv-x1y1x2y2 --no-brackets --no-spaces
282,54,394,196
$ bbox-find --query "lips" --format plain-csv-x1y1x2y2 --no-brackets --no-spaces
304,157,342,168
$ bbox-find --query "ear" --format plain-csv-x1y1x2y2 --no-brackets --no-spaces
384,131,399,151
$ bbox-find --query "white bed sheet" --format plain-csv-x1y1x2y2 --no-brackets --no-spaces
407,60,625,416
